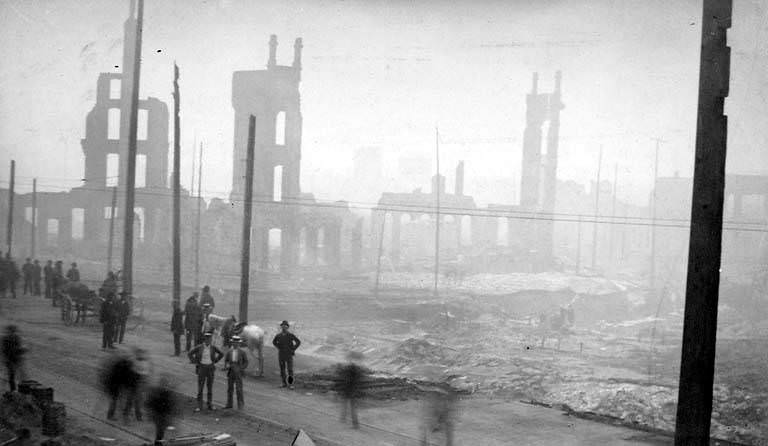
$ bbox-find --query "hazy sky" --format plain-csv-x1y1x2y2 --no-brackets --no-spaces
1,0,766,207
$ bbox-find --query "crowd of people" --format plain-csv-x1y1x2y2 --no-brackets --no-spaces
0,253,84,304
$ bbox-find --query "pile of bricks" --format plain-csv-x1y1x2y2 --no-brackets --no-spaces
41,402,66,437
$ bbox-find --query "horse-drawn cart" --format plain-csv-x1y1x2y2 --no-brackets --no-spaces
58,282,101,326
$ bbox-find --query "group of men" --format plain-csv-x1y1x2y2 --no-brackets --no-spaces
99,289,131,349
0,253,81,302
179,285,216,353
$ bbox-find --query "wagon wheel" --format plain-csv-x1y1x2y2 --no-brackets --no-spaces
63,297,74,326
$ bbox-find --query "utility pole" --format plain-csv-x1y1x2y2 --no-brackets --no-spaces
121,0,144,298
674,1,731,444
374,212,386,298
107,186,118,273
30,178,36,258
433,127,440,297
576,214,582,274
195,142,203,290
590,147,602,270
238,115,256,323
608,163,618,263
172,63,181,306
650,137,664,289
6,160,15,256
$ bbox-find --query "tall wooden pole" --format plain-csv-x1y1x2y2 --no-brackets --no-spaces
121,0,144,298
238,115,256,323
575,214,582,274
172,63,181,305
433,127,440,297
107,186,117,273
195,142,203,290
674,1,731,443
590,147,602,270
6,160,15,256
650,137,664,288
30,178,36,258
374,212,386,298
608,163,618,263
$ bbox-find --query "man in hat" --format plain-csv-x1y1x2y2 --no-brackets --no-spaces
22,258,33,295
5,253,19,299
171,300,184,356
32,259,42,296
114,292,131,344
184,293,202,351
43,260,54,299
100,293,118,349
272,321,301,389
188,332,223,411
66,262,80,282
224,335,248,410
200,285,215,310
200,303,213,342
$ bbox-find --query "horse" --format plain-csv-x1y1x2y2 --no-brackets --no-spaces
202,314,235,346
232,322,265,377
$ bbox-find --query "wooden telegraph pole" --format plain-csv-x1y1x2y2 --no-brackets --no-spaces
433,127,440,297
238,115,256,323
374,212,386,298
590,147,602,270
6,160,15,256
30,178,37,258
107,186,118,273
121,0,144,297
674,1,732,444
650,137,664,288
172,63,181,305
195,142,203,291
608,163,618,263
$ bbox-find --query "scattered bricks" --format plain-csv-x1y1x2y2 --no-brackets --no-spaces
41,401,66,437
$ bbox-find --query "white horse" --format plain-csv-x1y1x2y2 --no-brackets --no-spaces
232,322,265,377
202,313,235,345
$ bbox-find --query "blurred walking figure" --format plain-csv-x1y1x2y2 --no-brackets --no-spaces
114,292,130,344
334,351,367,429
43,260,54,299
188,332,223,412
224,335,248,409
32,260,42,296
66,262,80,282
124,347,153,421
272,320,300,389
171,300,184,356
145,376,178,445
1,325,26,392
22,258,33,295
200,285,215,310
101,354,139,421
184,293,202,351
101,293,118,349
101,271,118,297
421,387,458,446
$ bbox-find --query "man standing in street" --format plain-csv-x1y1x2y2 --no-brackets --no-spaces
32,260,42,296
43,260,54,300
200,285,215,310
188,332,223,412
114,293,130,344
5,254,19,299
1,325,26,392
101,293,118,349
171,300,184,357
22,258,33,295
184,293,201,352
224,335,248,410
272,320,301,389
200,303,213,342
66,262,80,282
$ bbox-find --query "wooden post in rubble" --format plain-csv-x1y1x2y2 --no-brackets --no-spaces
238,115,256,323
374,211,386,298
590,146,602,270
30,178,36,258
674,0,731,444
5,160,15,256
172,63,181,305
433,127,440,298
121,0,144,298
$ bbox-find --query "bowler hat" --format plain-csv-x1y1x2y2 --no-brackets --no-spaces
280,320,290,327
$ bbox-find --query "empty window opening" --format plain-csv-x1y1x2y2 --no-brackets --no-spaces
108,108,121,140
138,108,149,141
104,206,118,219
136,154,147,188
134,207,145,242
275,111,286,145
269,228,282,249
71,208,85,240
109,79,121,100
25,207,36,225
106,154,120,187
273,165,283,202
461,215,472,245
47,219,59,247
